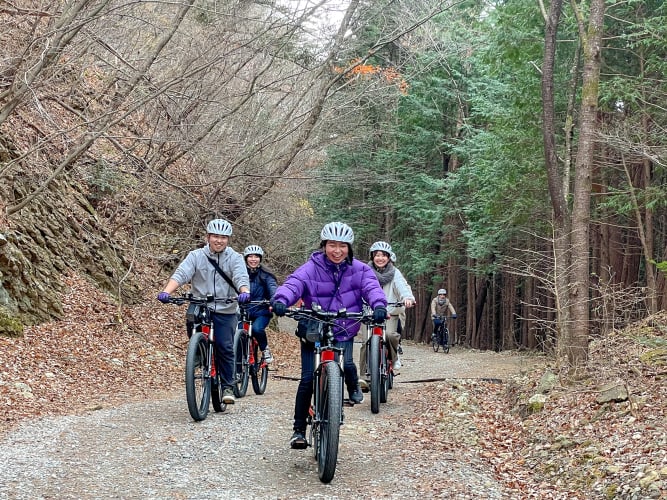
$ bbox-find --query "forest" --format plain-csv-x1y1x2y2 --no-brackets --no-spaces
0,0,666,375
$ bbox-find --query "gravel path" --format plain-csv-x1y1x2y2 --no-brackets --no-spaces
0,341,541,499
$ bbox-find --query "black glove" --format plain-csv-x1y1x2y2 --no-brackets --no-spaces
272,301,287,317
373,307,387,323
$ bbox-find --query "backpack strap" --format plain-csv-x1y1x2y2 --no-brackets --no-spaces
207,257,239,294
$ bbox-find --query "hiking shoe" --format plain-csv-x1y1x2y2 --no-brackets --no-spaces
290,429,308,449
222,388,235,404
350,386,364,404
263,347,274,364
359,378,369,392
394,358,402,371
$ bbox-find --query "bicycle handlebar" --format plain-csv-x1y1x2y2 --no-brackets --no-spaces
166,294,238,306
285,306,374,323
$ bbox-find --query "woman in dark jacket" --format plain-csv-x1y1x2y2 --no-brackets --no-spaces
243,245,278,363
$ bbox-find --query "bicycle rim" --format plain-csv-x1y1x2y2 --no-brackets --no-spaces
317,361,342,484
185,332,211,421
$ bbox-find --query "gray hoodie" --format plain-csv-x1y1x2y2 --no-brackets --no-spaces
171,244,249,314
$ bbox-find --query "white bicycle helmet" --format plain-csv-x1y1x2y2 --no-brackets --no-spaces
320,222,354,243
438,288,447,295
370,241,392,257
390,251,397,263
244,245,264,258
207,218,233,236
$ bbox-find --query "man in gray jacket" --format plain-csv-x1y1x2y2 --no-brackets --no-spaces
158,218,250,404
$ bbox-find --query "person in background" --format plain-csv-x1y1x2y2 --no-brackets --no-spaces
359,241,415,389
243,244,278,363
430,288,457,342
158,218,250,405
271,222,387,449
390,251,410,355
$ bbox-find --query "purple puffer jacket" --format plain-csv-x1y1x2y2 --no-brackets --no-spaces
273,251,387,341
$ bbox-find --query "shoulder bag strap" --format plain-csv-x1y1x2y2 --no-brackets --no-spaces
207,257,239,294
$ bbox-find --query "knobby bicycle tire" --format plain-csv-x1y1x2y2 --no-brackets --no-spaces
233,329,250,397
443,328,450,354
369,335,381,414
185,332,211,421
251,340,268,395
317,361,342,484
432,329,441,352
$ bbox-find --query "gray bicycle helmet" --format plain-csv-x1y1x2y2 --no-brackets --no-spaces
244,245,264,258
437,288,447,295
206,218,233,236
320,222,354,243
370,241,392,257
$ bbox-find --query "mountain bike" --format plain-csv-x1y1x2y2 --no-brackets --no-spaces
233,300,271,397
432,315,450,353
166,294,232,421
284,304,373,484
364,302,403,414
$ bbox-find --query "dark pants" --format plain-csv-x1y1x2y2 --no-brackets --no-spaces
211,312,237,390
250,314,270,351
293,338,358,431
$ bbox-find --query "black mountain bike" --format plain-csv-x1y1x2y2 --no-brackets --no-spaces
233,300,271,397
432,314,450,353
166,294,231,421
285,304,372,484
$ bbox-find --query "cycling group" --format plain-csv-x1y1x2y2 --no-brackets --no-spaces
157,218,452,482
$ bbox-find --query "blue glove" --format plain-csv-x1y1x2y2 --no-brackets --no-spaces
237,292,250,304
452,314,457,319
272,301,287,317
157,292,170,303
373,307,387,323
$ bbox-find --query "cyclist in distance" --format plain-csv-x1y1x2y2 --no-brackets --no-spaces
430,288,457,340
243,244,278,363
270,222,387,449
157,218,251,405
359,241,415,388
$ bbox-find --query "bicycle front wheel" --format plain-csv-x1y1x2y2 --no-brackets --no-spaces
317,361,343,484
233,329,250,397
369,335,381,414
432,331,440,352
251,340,269,395
185,332,211,421
380,344,390,404
443,328,450,354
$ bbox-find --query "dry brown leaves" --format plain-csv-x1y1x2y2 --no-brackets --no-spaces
1,275,666,499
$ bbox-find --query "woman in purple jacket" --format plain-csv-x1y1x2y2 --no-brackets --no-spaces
271,222,387,449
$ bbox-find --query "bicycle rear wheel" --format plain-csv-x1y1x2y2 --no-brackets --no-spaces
185,332,211,421
251,340,269,395
317,361,343,484
369,335,381,414
211,375,227,413
380,344,390,404
443,328,450,354
233,328,250,397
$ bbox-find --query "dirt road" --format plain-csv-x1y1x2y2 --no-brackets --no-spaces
0,341,542,499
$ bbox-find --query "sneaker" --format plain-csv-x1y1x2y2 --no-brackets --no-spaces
290,429,308,449
359,378,369,391
394,358,402,371
350,386,364,404
263,347,274,364
222,388,235,404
